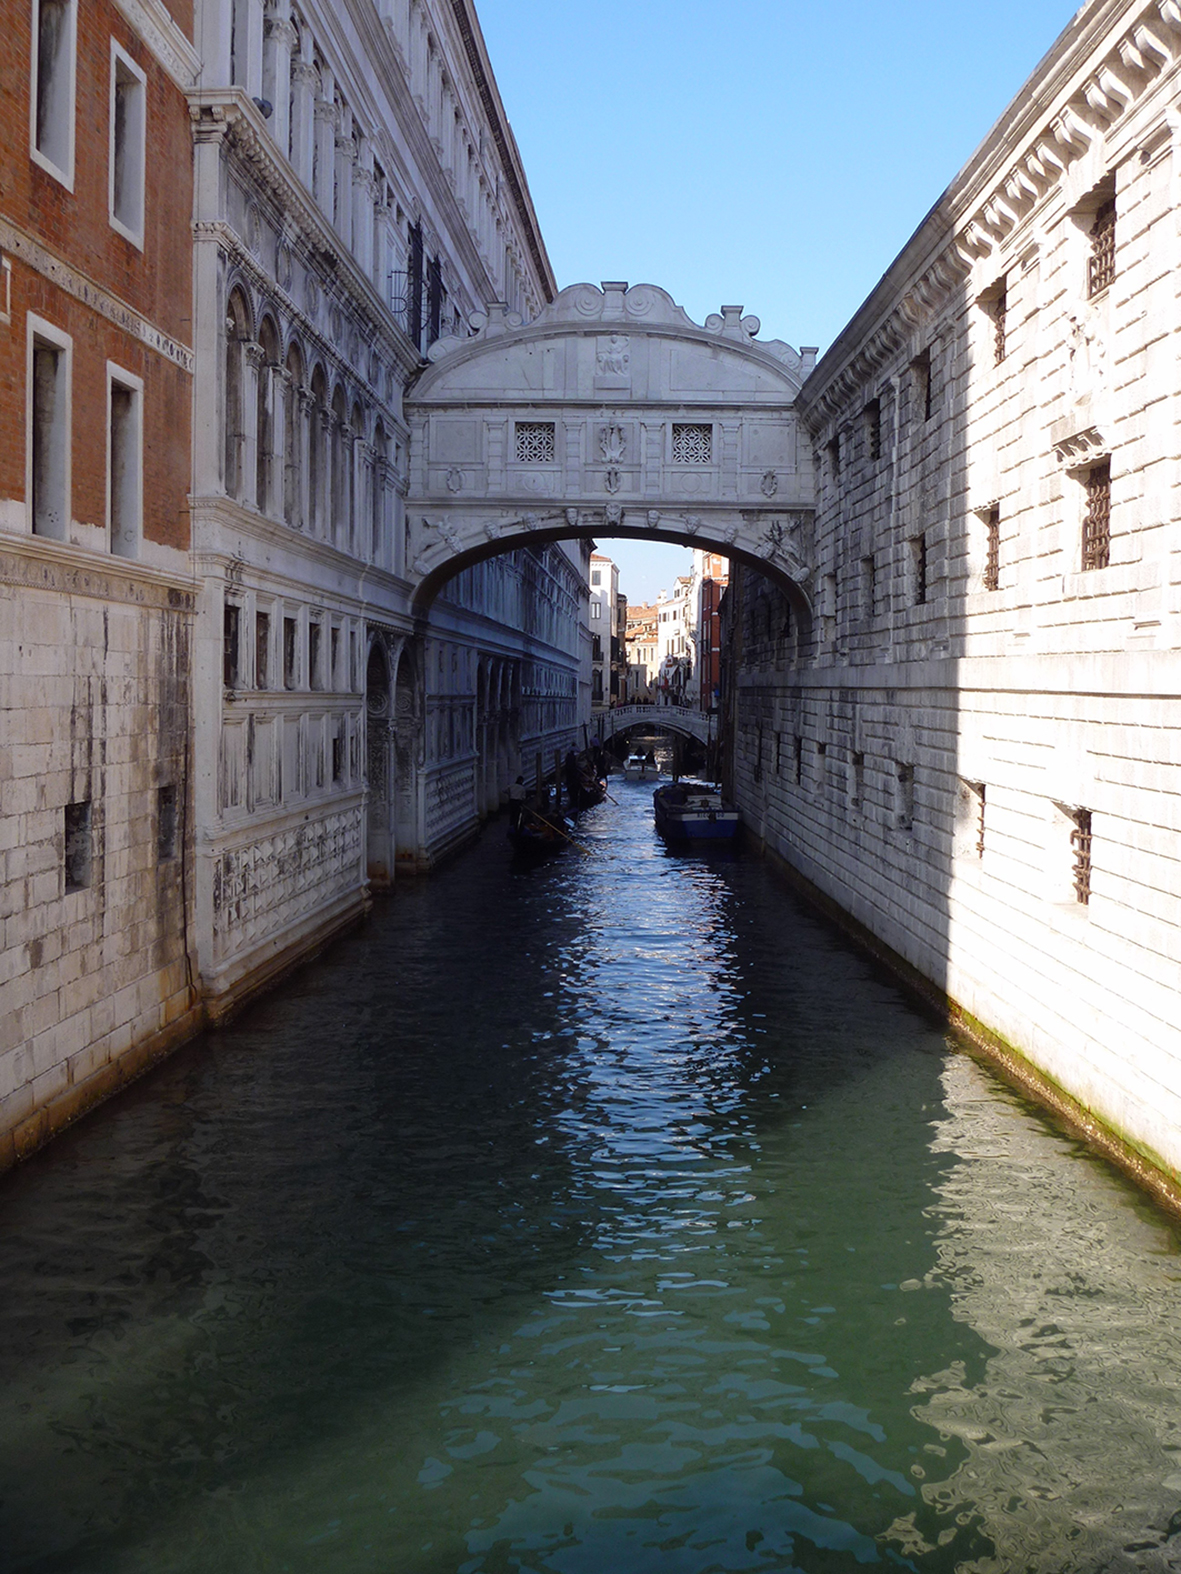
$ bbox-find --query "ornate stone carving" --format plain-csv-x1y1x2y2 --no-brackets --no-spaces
596,335,630,377
647,510,661,529
604,468,622,494
599,424,626,463
761,470,779,497
605,503,622,526
446,468,464,493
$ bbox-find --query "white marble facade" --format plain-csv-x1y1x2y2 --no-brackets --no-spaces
188,0,582,1019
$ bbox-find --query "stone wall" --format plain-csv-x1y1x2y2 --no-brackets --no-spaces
727,0,1181,1191
0,548,198,1165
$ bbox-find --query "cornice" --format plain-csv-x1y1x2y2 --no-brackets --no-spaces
0,533,196,611
112,0,200,91
799,0,1181,433
0,214,193,372
307,2,515,323
447,0,556,301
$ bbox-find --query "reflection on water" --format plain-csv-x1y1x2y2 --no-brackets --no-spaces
0,784,1179,1572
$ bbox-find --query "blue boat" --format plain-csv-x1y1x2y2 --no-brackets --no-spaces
653,781,740,842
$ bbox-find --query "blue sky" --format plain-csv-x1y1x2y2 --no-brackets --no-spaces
477,0,1079,601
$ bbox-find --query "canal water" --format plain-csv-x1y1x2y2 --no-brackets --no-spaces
3,784,1181,1574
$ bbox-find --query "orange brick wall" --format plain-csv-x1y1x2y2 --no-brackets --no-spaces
0,0,193,550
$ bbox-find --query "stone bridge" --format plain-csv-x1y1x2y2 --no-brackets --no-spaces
404,282,818,624
596,704,714,747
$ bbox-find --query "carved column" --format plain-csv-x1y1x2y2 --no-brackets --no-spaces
289,58,317,190
372,197,391,302
353,160,377,276
296,387,314,532
263,1,296,156
235,0,266,97
197,0,234,85
315,403,333,539
312,94,337,218
241,341,264,511
334,129,356,250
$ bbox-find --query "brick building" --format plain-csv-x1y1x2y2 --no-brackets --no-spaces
0,0,200,1165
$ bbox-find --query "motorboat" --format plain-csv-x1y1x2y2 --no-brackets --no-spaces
653,781,740,842
623,753,660,782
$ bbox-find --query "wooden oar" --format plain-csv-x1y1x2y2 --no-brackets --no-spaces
525,808,595,856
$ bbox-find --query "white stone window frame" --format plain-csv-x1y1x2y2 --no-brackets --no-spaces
0,252,11,327
30,0,77,191
670,422,713,465
26,312,73,541
106,359,143,559
108,39,147,249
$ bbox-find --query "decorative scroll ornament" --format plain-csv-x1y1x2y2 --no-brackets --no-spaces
605,468,622,494
761,470,779,498
446,468,464,493
599,424,626,463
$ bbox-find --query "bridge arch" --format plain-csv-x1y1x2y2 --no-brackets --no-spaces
596,704,714,748
404,282,818,635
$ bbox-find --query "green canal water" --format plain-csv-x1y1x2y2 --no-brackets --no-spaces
3,783,1181,1573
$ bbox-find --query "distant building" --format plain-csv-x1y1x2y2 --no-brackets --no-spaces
690,550,729,712
587,552,619,712
625,602,659,701
654,575,694,703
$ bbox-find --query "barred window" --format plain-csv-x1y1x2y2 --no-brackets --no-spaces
1071,809,1093,905
992,284,1008,365
912,348,933,422
515,421,555,463
864,399,881,462
983,506,1000,591
1082,461,1111,571
1088,200,1116,298
671,423,712,464
911,533,928,605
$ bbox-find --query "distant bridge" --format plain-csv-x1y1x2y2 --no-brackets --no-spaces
595,704,715,747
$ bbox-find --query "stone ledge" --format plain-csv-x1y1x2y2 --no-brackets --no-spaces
0,536,197,613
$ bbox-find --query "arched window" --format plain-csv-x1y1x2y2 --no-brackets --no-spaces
255,315,280,514
283,342,304,528
224,287,251,499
